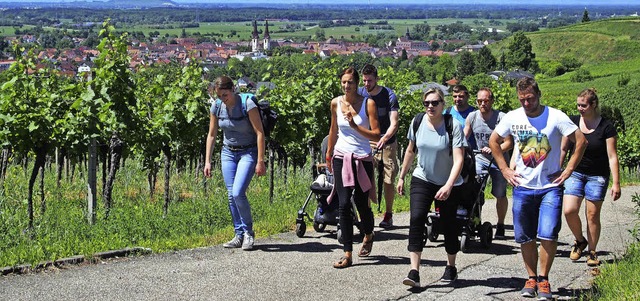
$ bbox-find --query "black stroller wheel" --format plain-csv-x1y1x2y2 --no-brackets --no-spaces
460,231,470,253
480,222,493,249
313,221,326,233
427,215,439,242
295,222,306,238
336,228,344,244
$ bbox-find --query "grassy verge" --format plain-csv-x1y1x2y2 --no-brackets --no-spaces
0,159,313,267
584,243,640,300
579,191,640,300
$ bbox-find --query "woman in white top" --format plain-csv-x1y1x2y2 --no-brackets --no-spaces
326,66,379,269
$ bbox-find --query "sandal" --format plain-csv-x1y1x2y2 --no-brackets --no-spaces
333,256,353,269
358,233,374,257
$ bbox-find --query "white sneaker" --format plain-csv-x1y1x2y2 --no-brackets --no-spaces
242,233,254,250
223,235,243,248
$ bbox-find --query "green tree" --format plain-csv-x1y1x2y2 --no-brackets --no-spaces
435,54,455,84
134,60,206,216
314,29,326,41
413,23,431,40
0,44,72,229
506,31,537,72
400,49,408,61
582,9,590,23
456,51,475,80
475,46,497,74
460,73,494,97
272,45,302,56
570,68,593,83
92,20,138,218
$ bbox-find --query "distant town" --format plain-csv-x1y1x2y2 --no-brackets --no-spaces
0,19,499,79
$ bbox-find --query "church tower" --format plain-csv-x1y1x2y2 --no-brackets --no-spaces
263,20,271,51
251,20,260,52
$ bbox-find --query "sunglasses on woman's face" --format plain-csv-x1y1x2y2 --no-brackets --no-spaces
577,103,589,108
423,100,442,107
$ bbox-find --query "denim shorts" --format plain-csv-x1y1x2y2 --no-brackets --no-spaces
475,158,507,198
512,186,563,243
564,171,609,201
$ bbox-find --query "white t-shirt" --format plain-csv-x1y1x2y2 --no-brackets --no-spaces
494,106,577,189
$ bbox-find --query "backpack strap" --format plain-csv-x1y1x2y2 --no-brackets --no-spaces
444,106,452,115
215,99,222,117
239,93,252,117
444,113,454,156
412,112,425,153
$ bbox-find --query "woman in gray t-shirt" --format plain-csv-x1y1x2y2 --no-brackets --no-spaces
397,88,466,287
203,76,266,251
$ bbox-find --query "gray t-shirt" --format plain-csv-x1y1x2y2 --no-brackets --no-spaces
210,95,258,147
407,116,467,186
467,109,506,164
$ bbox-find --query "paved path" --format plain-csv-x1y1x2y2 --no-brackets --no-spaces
2,186,639,301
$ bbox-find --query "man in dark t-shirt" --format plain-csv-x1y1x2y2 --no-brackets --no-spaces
359,64,400,228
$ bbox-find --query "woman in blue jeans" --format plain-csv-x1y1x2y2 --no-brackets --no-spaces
561,88,621,266
204,76,266,251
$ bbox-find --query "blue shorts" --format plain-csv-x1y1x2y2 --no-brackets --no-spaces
512,186,563,244
475,158,507,198
563,171,609,201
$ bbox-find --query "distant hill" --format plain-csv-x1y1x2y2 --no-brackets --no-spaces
106,0,179,8
528,17,640,64
492,17,640,65
489,17,640,132
1,0,179,9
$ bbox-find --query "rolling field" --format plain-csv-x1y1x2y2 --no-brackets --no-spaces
115,18,511,41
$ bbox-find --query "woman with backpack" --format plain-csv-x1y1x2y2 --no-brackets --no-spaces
204,76,266,251
326,66,379,269
397,88,467,287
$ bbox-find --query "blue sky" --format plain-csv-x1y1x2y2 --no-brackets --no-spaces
6,0,640,4
172,0,638,5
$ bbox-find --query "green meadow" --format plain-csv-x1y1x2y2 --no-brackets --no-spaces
116,18,510,41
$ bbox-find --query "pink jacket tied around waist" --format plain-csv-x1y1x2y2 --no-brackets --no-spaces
327,150,377,204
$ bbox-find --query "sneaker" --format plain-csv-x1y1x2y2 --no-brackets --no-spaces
242,233,254,250
587,250,601,266
536,279,552,300
223,235,243,248
520,278,537,298
569,239,588,260
402,269,420,287
379,212,393,228
494,223,505,239
440,265,458,283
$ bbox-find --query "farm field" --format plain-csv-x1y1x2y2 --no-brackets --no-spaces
115,18,511,41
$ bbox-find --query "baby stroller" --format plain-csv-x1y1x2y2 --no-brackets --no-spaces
295,136,362,241
424,150,494,252
295,162,339,237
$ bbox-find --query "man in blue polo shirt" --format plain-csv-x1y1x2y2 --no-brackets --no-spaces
446,84,476,149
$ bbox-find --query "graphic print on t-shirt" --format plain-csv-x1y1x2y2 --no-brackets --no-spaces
516,127,551,168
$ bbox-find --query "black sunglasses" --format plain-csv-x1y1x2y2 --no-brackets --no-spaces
423,100,442,107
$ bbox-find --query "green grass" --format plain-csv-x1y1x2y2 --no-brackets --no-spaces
583,237,640,300
0,159,315,267
116,18,510,42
